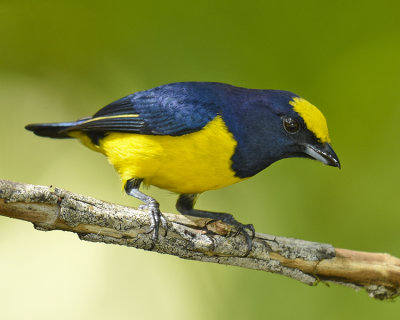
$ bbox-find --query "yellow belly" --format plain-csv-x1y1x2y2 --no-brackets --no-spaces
80,116,244,194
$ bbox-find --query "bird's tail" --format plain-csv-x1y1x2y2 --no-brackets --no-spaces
25,119,88,139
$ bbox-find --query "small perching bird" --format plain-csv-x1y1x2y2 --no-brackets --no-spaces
25,82,340,255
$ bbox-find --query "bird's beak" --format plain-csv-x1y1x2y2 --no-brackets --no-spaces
303,142,341,169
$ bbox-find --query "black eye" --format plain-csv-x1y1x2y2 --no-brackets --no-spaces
283,117,300,134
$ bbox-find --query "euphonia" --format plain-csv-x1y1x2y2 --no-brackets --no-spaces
25,82,340,254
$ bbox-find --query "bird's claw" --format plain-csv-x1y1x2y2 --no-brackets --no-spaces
205,217,254,257
232,223,255,257
233,223,255,239
223,219,254,257
142,202,168,250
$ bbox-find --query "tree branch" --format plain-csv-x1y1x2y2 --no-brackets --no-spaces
0,179,399,300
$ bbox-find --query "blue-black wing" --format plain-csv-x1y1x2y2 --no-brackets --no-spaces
66,82,225,136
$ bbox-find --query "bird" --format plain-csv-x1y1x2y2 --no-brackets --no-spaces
25,81,340,255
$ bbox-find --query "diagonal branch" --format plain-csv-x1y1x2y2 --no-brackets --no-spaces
0,179,399,300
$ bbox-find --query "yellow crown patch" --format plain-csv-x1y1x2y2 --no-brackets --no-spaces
289,97,331,143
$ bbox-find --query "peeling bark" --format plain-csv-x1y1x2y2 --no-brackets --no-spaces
0,179,399,300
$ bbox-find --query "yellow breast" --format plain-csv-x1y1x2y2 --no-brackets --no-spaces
90,116,244,194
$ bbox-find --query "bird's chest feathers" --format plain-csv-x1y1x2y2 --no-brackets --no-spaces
98,116,244,193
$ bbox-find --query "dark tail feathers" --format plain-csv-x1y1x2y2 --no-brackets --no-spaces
25,120,86,139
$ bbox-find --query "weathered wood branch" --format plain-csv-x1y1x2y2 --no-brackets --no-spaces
0,179,399,300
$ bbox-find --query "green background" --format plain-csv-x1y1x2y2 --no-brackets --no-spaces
1,0,400,319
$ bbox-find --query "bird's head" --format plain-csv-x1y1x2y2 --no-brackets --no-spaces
229,88,340,177
262,91,340,169
285,96,340,168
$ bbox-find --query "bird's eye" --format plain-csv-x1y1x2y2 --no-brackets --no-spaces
283,117,300,134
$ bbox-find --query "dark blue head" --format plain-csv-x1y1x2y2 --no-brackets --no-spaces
218,86,340,178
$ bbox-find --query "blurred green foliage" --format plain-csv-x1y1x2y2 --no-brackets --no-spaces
1,0,400,319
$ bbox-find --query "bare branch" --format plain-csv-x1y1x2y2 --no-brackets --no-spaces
0,179,399,300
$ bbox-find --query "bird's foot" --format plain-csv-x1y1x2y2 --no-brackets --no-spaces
175,194,254,256
205,216,255,257
141,202,168,250
227,220,255,257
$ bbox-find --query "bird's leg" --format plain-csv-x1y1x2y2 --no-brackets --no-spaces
125,178,167,249
176,194,255,256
